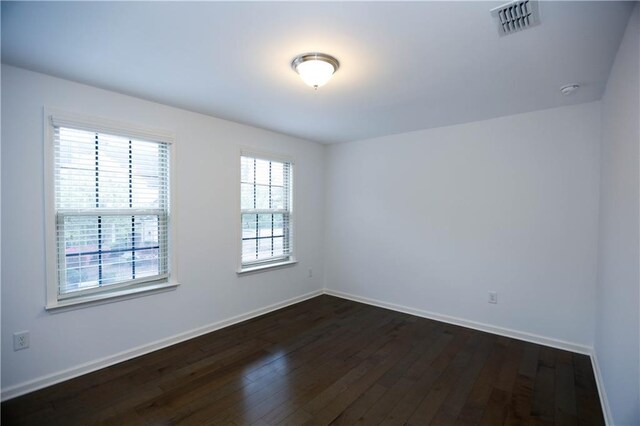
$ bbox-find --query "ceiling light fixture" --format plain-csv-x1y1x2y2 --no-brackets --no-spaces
560,84,580,95
291,53,339,90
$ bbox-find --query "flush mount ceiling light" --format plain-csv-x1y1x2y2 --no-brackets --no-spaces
560,84,580,95
291,53,340,90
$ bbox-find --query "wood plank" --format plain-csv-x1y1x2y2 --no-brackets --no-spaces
430,333,494,426
0,295,605,426
504,342,540,425
455,337,510,425
531,346,557,424
406,330,478,425
554,350,578,425
573,353,605,426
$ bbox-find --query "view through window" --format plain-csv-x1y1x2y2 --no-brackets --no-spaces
54,126,170,298
240,155,292,268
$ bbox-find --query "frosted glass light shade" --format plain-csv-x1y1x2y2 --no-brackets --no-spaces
291,53,339,89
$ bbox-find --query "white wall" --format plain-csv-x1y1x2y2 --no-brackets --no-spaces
324,101,602,348
2,20,637,417
595,5,639,425
0,65,325,394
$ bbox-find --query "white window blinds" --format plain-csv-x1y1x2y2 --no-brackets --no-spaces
240,155,293,267
54,125,170,298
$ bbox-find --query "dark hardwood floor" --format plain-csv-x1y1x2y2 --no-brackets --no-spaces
2,295,604,425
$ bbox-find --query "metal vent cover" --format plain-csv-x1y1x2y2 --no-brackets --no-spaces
491,0,540,37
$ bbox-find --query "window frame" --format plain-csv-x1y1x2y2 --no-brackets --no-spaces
237,148,297,274
44,108,178,311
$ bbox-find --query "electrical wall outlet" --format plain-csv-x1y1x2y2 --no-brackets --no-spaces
13,331,30,351
488,291,498,304
308,268,313,278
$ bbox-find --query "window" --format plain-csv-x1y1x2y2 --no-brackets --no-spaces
46,111,175,308
240,153,294,271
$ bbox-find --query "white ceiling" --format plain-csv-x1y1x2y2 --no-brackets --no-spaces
1,1,634,143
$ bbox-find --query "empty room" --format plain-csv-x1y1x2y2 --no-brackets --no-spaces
1,1,638,425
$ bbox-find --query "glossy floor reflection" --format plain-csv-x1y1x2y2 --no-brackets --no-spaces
1,295,604,425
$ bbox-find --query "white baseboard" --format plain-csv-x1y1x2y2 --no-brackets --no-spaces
323,288,592,355
590,350,613,426
0,289,323,402
3,286,606,419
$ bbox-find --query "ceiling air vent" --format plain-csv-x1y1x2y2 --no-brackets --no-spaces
490,0,540,37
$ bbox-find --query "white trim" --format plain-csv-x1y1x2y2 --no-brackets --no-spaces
43,107,179,310
240,147,294,165
323,288,592,355
236,146,242,272
590,349,613,425
241,209,289,215
167,129,179,304
44,108,58,309
57,208,166,216
237,147,296,272
46,281,179,312
0,289,323,401
48,108,175,143
237,259,298,275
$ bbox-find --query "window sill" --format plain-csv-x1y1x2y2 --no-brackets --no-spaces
46,281,179,313
237,260,298,275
